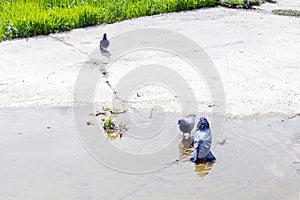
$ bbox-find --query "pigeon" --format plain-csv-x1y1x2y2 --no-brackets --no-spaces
190,117,216,163
100,33,109,51
177,114,196,137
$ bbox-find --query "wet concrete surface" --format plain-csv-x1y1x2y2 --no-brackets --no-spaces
0,107,299,199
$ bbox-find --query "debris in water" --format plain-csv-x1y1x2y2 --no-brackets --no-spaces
86,122,95,126
102,106,111,112
95,111,106,116
111,110,127,114
218,138,226,145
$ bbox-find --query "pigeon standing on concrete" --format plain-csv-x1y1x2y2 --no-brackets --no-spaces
177,114,196,137
190,117,216,163
100,33,109,51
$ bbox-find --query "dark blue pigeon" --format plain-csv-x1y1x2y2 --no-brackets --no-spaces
99,33,111,57
100,33,109,51
190,117,216,163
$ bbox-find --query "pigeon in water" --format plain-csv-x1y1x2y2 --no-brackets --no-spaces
177,114,196,137
190,117,216,163
100,33,109,51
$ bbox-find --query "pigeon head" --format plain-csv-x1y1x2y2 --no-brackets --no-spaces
197,117,209,131
177,119,182,125
103,33,107,40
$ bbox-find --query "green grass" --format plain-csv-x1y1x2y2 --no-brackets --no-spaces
219,0,266,8
0,0,271,42
0,0,216,41
272,9,300,17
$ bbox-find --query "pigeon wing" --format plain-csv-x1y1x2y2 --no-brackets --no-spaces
194,129,212,159
179,117,195,133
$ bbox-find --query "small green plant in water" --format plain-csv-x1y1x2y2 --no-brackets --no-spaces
103,115,116,133
102,106,111,112
102,115,126,140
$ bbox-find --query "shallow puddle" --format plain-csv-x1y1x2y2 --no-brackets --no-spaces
0,107,299,199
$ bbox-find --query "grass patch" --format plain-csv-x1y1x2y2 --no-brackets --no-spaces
272,9,300,17
265,0,276,3
219,0,266,9
0,0,217,42
0,0,272,41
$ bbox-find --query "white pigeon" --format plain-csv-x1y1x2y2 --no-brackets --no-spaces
177,114,196,137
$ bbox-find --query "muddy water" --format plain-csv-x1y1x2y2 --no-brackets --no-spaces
0,107,299,199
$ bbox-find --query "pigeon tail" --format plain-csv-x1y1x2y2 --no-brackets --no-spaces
187,114,196,119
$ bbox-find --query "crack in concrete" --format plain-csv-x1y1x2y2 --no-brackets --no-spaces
118,160,178,200
49,35,91,57
118,173,156,200
0,82,17,92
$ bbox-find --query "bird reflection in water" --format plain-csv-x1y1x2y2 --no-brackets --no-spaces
178,135,194,162
194,162,214,177
178,135,215,177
